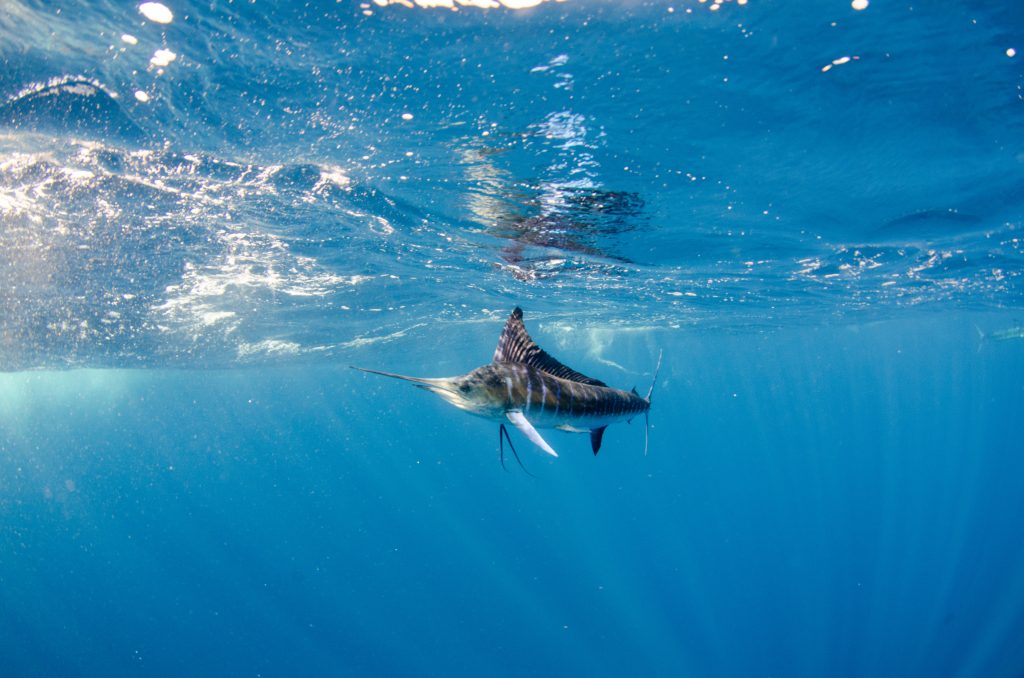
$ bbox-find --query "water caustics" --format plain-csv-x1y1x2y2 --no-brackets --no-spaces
1,0,1022,370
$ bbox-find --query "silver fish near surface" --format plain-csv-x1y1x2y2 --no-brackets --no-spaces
352,307,661,471
974,324,1024,352
983,326,1024,341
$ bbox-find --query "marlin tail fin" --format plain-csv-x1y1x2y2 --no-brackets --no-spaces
645,349,663,403
643,350,662,456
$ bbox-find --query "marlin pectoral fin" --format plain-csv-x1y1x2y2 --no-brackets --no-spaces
506,411,558,458
590,426,607,456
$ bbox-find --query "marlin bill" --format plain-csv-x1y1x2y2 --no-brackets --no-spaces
352,307,661,470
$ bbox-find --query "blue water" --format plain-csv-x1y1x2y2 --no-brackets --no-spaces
2,0,1024,675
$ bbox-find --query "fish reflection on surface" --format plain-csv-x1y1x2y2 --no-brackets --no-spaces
461,146,645,279
489,189,643,280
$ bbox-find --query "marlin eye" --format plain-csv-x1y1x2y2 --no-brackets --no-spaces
459,383,472,393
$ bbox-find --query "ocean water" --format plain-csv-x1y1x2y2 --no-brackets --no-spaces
2,0,1023,675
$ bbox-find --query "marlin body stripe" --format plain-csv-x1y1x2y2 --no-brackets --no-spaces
482,363,649,432
353,307,661,469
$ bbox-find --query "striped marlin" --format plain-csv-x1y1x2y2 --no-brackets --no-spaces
352,307,661,471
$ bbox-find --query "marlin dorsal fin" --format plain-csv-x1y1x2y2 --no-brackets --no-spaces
493,307,606,386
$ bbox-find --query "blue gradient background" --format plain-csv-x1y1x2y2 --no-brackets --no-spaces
2,1,1024,675
3,318,1023,676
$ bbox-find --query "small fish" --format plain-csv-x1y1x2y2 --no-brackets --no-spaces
352,307,661,472
975,324,1024,349
987,326,1024,341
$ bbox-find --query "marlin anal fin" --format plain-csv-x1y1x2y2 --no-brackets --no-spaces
590,426,607,455
506,411,558,458
493,307,606,387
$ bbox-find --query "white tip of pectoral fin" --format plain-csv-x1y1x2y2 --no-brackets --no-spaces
506,411,558,458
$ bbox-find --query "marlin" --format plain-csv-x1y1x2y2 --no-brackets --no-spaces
352,307,661,472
